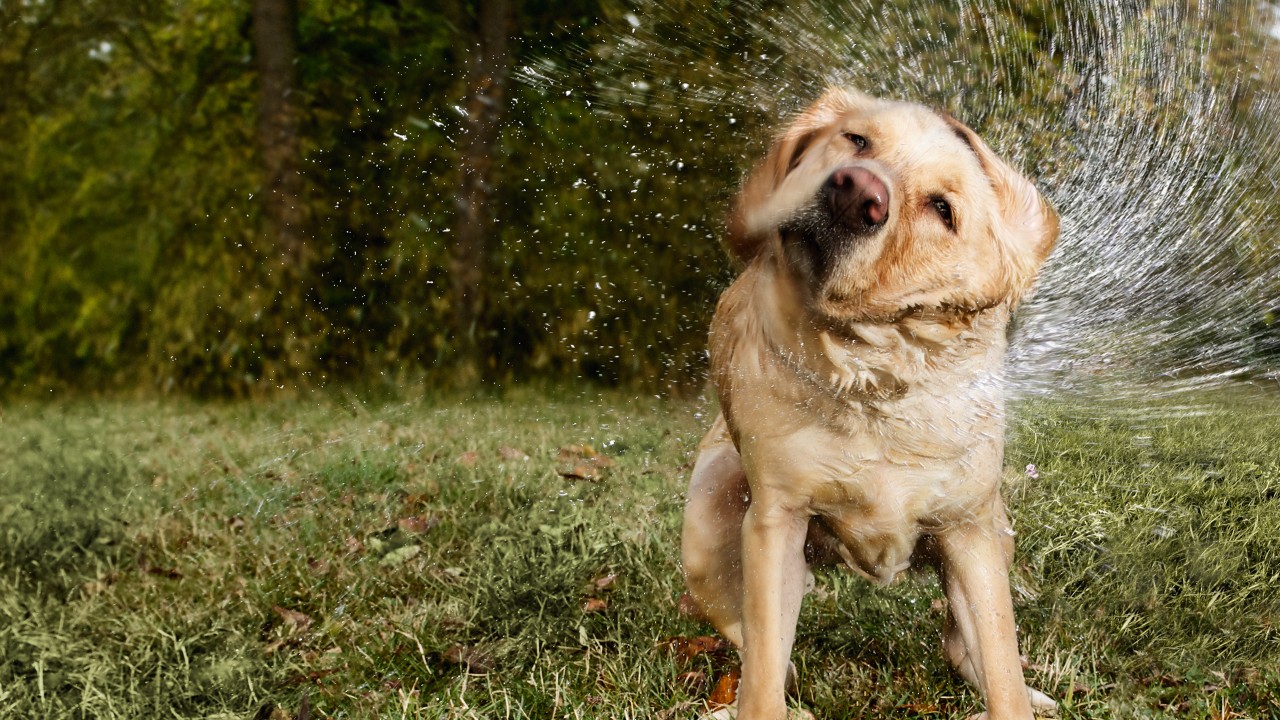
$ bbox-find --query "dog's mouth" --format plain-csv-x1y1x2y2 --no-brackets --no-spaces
780,166,892,280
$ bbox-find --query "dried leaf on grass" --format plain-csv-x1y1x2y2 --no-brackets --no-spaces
273,605,314,634
264,606,315,656
397,515,438,534
556,444,598,461
556,444,615,481
558,464,604,481
498,446,530,461
441,644,496,673
664,635,733,664
581,597,608,613
708,667,740,708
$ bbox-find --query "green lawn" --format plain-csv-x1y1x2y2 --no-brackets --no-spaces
2,386,1278,719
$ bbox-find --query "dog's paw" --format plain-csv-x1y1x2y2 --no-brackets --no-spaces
698,704,815,720
700,706,736,720
1028,687,1058,717
960,688,1057,720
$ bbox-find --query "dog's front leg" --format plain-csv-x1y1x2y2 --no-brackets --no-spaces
737,501,809,720
938,522,1034,720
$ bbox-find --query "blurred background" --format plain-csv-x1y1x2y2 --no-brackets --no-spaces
2,0,1278,399
2,0,725,397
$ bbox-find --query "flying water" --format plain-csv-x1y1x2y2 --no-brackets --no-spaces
526,0,1280,411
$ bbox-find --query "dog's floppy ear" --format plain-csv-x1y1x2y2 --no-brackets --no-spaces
725,88,867,264
942,114,1059,305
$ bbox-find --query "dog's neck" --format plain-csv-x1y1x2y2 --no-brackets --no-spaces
755,258,1010,403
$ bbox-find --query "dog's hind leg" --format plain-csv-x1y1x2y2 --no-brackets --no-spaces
681,414,750,648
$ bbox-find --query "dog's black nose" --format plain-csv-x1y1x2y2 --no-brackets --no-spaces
826,166,889,232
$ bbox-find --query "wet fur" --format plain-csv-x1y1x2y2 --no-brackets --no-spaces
681,88,1059,720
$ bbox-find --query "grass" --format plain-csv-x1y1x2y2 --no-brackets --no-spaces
1,385,1279,719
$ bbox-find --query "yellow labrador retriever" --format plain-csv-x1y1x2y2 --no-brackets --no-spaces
681,88,1059,720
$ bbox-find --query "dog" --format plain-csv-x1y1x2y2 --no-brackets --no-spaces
680,88,1060,720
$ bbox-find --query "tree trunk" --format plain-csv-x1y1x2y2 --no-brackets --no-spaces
451,0,514,372
252,0,305,269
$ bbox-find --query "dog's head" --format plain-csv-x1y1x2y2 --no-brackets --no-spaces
727,88,1058,320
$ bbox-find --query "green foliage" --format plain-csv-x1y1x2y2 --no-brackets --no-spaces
1,1,1277,395
0,0,736,394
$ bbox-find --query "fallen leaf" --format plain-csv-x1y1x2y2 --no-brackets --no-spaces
558,464,603,481
581,597,608,613
557,444,598,461
708,668,740,708
498,446,529,461
441,644,495,673
307,558,330,575
273,605,314,634
397,515,438,534
666,635,733,664
591,573,618,593
457,451,479,467
556,444,615,480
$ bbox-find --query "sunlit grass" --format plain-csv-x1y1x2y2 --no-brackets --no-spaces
1,387,1278,718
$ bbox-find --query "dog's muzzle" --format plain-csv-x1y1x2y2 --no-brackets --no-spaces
825,166,890,235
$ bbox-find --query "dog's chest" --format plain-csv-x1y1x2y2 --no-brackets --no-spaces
783,388,1005,584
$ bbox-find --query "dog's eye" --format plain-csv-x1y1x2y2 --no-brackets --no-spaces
931,197,954,229
843,133,868,151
